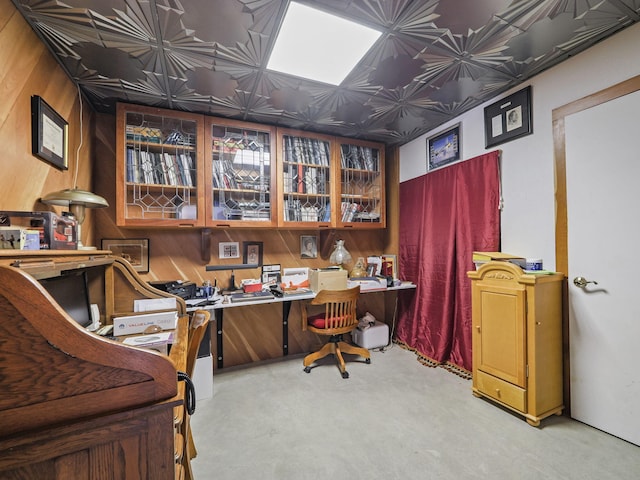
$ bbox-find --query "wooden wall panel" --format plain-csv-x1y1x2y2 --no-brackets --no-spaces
0,1,96,246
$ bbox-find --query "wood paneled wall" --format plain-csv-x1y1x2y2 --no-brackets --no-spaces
0,1,97,246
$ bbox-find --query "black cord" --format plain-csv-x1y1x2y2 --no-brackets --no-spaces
177,371,196,415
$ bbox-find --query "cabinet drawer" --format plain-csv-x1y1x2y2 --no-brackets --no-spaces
476,370,526,412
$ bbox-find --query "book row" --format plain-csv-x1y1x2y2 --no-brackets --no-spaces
126,149,195,187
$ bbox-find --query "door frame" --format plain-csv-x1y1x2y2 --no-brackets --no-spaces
553,74,640,414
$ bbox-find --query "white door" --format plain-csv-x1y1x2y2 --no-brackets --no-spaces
565,90,640,446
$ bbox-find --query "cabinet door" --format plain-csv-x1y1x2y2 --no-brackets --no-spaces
474,283,527,387
336,138,385,229
205,118,276,227
276,128,334,228
116,104,204,227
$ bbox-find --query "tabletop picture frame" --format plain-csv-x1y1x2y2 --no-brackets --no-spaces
427,123,461,171
243,241,263,266
31,95,69,170
101,238,149,273
484,86,532,148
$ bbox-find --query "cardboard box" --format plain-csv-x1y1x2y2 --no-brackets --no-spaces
112,311,178,336
309,268,348,292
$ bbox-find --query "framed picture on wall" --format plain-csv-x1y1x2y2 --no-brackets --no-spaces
300,235,317,258
427,123,461,171
484,86,532,148
31,95,69,170
243,241,263,265
101,238,149,273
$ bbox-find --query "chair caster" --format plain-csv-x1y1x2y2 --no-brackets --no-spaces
365,358,371,364
304,366,311,373
341,371,349,379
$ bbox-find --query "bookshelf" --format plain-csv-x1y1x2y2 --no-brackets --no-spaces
116,103,205,227
276,128,335,227
205,118,276,227
336,138,385,229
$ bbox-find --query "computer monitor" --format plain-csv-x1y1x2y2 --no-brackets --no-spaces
40,270,93,328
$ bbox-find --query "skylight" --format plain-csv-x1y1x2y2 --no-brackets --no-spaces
266,2,382,86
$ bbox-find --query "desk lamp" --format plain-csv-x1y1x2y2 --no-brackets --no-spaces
41,188,108,249
40,86,108,249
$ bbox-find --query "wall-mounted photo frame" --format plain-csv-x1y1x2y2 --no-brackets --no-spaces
427,123,461,171
101,238,149,273
31,95,69,170
243,241,263,265
484,85,532,148
219,242,240,259
300,235,317,258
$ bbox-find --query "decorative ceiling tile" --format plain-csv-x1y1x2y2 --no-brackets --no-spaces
12,0,640,146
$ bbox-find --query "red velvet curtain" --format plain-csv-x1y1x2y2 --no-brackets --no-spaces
396,151,501,373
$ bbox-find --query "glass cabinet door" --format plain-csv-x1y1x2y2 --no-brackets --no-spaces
277,129,334,227
337,139,385,228
206,119,276,227
116,104,204,226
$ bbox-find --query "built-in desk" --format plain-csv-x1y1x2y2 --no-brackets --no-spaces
190,284,416,369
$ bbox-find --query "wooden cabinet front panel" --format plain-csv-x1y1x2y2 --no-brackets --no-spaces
476,284,526,387
476,370,526,412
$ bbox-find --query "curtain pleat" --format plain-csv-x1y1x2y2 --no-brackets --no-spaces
396,151,501,373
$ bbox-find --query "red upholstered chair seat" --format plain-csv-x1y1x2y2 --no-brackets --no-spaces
307,312,348,329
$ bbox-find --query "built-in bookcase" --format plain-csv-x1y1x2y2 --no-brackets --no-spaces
116,103,204,227
205,118,276,227
276,128,335,227
116,103,385,231
336,138,385,229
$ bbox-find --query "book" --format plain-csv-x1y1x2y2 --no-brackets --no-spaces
230,290,275,303
472,251,525,262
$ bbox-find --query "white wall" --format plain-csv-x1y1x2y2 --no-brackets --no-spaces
399,23,640,271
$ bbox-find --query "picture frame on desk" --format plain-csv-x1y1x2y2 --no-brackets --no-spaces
101,238,149,273
31,95,68,170
243,241,263,266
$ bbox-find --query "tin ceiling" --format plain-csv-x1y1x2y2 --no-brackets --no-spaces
12,0,640,146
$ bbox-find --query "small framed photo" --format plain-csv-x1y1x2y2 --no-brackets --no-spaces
484,85,532,148
31,95,69,170
243,241,263,265
300,235,317,258
101,238,149,273
427,123,461,171
219,242,240,259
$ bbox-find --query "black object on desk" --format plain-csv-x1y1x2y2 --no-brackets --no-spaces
230,291,274,302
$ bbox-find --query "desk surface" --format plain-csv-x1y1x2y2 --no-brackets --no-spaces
186,283,416,311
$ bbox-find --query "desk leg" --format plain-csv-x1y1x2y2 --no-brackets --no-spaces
282,301,291,357
215,309,224,369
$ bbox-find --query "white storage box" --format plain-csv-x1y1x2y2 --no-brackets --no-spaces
351,321,389,349
113,311,178,336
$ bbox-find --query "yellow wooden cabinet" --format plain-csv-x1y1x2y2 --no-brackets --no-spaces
467,261,564,426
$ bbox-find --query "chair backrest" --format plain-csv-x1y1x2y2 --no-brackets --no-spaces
307,286,360,330
186,309,210,377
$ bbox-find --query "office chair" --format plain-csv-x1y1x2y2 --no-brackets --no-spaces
302,286,370,378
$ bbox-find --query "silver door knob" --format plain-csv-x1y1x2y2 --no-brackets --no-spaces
573,276,598,288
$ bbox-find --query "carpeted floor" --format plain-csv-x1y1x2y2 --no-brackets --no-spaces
190,344,639,479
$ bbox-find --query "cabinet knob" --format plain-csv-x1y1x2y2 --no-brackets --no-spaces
495,388,501,396
475,325,480,331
